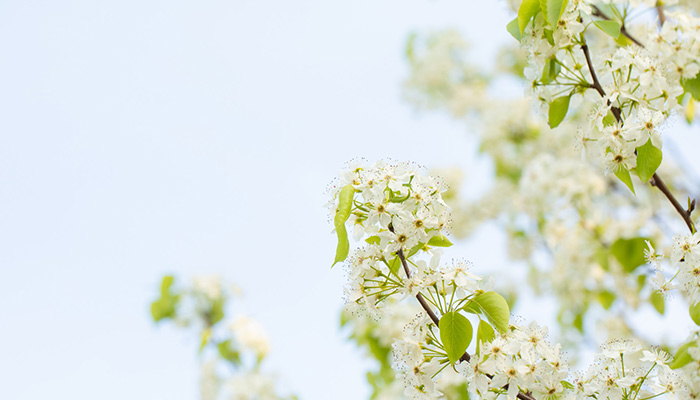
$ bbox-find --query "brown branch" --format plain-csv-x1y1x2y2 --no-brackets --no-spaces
581,35,696,234
657,3,666,26
650,173,697,233
397,248,441,327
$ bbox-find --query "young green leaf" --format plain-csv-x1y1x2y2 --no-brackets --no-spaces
332,184,354,266
690,302,700,326
548,95,571,128
507,18,522,41
151,275,180,322
681,72,700,101
333,223,349,267
541,57,561,84
428,234,453,247
476,320,495,355
199,328,211,353
462,300,480,314
218,340,241,365
518,0,541,34
687,98,696,124
439,311,473,364
541,0,567,29
670,341,697,369
387,256,401,277
365,235,380,245
573,311,584,333
209,299,225,325
161,275,175,294
614,167,635,194
650,291,665,315
602,111,617,127
611,237,650,273
594,20,621,39
636,140,662,183
598,291,615,310
464,292,510,333
334,185,354,228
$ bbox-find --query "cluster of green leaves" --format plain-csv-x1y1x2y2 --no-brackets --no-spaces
440,291,510,365
150,275,241,367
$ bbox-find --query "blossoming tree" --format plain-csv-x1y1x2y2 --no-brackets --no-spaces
153,1,700,399
329,1,700,399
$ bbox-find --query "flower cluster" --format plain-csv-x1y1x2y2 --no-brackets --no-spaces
519,1,700,176
462,322,567,400
150,275,293,400
330,161,700,400
329,160,456,315
647,232,700,306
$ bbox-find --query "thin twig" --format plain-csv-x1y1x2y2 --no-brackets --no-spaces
581,35,696,233
397,248,441,327
657,3,666,26
650,173,697,233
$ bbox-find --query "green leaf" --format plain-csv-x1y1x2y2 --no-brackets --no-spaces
548,95,571,128
602,111,617,127
686,98,695,124
573,311,584,333
463,301,480,314
691,302,700,326
681,72,700,101
614,167,635,194
428,234,453,247
541,0,567,28
209,298,225,326
611,237,649,273
150,298,176,322
464,292,510,333
598,290,615,310
333,224,349,267
518,0,541,34
594,3,615,19
161,275,175,294
332,185,355,266
636,140,662,183
151,275,179,322
670,341,697,369
405,32,417,62
218,340,241,365
594,20,621,39
365,235,380,245
200,328,211,352
387,256,402,277
476,320,495,355
541,57,561,84
507,18,522,41
650,291,665,315
439,311,473,364
561,381,575,390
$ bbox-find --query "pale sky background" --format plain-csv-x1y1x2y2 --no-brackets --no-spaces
0,1,698,400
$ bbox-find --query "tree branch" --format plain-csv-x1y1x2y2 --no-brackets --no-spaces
657,3,666,26
650,173,697,233
581,36,696,234
396,249,537,400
